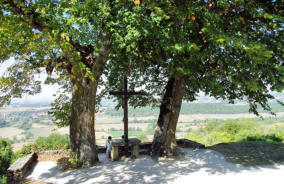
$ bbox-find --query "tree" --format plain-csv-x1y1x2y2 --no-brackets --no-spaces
0,0,149,167
104,0,283,158
149,0,284,158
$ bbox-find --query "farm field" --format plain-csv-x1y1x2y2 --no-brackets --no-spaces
0,103,283,150
0,127,24,139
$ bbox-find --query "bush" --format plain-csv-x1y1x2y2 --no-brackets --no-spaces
0,175,7,184
136,135,148,141
244,134,283,142
15,134,70,159
0,138,13,184
267,124,284,141
185,119,272,146
69,152,83,169
34,134,70,151
204,121,220,132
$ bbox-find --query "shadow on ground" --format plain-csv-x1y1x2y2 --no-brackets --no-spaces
208,141,284,166
26,148,284,184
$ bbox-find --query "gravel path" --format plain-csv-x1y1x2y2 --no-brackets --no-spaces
26,148,284,184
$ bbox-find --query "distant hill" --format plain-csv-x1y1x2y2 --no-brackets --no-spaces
3,92,283,108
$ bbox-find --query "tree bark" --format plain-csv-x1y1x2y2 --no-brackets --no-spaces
69,74,99,167
152,74,185,159
68,33,110,167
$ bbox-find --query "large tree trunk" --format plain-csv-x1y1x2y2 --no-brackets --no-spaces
152,74,185,159
69,75,99,167
68,33,110,167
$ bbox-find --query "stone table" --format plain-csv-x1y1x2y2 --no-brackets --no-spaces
110,138,141,161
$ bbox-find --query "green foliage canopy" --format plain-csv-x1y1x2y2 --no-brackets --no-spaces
15,134,69,158
0,1,157,128
105,0,284,115
0,0,125,105
0,0,283,123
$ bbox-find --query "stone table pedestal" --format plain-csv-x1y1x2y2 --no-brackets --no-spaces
111,138,141,161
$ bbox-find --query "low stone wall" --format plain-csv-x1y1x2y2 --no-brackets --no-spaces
139,142,152,155
7,153,37,184
7,150,70,183
7,139,204,182
96,146,106,153
176,138,205,149
37,150,70,162
138,139,205,155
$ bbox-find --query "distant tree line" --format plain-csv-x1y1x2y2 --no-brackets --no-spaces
0,110,52,129
105,103,284,117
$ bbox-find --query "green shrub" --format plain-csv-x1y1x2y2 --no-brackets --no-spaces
204,121,220,133
267,124,284,141
185,119,272,146
0,138,13,184
234,130,261,142
0,175,7,184
34,134,69,151
244,134,283,142
205,131,232,145
15,134,70,159
69,152,83,169
136,135,148,141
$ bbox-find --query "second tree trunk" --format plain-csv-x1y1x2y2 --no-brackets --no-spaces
152,74,185,158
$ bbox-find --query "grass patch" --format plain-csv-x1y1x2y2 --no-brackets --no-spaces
29,127,53,138
208,141,284,166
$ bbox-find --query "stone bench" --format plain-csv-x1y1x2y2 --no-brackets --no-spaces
7,153,37,184
111,138,141,161
139,142,152,155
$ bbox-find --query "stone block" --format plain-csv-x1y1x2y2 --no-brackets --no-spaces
132,145,139,158
37,150,70,162
111,146,119,161
139,142,152,155
176,138,205,149
7,153,37,184
96,146,106,153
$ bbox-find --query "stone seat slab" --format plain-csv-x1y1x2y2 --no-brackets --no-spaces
7,153,37,183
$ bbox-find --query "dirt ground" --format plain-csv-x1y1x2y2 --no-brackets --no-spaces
25,147,284,184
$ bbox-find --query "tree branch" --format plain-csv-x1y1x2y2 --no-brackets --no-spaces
3,0,48,31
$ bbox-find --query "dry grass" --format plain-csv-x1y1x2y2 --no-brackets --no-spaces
208,141,284,166
0,127,24,139
12,142,33,152
37,153,70,162
31,123,48,129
